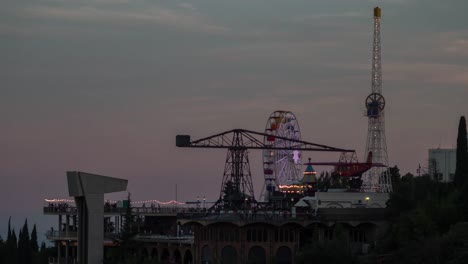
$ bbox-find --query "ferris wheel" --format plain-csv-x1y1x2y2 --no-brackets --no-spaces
262,111,302,197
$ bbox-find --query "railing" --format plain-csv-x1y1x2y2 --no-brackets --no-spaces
46,230,120,240
44,207,78,214
178,208,390,223
135,234,194,244
44,206,196,215
48,257,76,264
46,230,78,240
177,211,319,222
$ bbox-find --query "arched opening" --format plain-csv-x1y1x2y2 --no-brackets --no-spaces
248,246,266,264
201,245,211,264
161,248,170,262
140,248,149,262
327,203,344,208
276,246,292,264
151,248,159,261
173,249,182,264
183,249,193,264
221,246,237,264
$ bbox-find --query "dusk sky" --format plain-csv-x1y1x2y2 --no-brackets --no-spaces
2,0,467,238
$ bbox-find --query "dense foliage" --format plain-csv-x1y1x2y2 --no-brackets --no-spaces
376,115,468,263
455,116,468,186
299,116,468,264
0,218,55,264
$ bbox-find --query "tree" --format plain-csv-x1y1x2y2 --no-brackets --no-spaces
30,224,39,253
108,193,141,263
389,166,401,187
38,242,56,264
18,219,32,264
7,217,11,242
10,229,18,264
5,217,18,264
0,235,5,264
455,116,468,186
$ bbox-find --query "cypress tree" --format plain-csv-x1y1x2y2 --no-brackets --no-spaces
31,224,39,253
18,229,23,264
6,218,17,264
118,193,138,261
18,219,32,264
455,116,468,186
10,229,18,264
7,217,11,241
0,235,5,264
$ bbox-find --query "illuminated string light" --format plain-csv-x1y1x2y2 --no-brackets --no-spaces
44,199,75,203
130,199,185,205
44,198,186,205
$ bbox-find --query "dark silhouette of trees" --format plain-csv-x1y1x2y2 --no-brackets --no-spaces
0,235,5,263
389,166,401,187
2,218,54,264
18,219,32,264
30,224,39,253
455,116,468,186
297,224,356,264
6,218,18,264
380,116,468,263
105,193,143,264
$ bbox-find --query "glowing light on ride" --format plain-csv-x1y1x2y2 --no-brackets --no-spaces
261,111,302,200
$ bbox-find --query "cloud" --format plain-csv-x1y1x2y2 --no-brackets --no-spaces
330,61,468,86
292,11,364,22
178,2,196,11
205,40,340,64
440,31,468,56
367,0,413,4
22,5,228,34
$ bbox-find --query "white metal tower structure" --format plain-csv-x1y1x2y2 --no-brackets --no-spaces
362,7,392,193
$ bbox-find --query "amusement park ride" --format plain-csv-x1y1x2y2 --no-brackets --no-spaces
362,7,392,193
306,151,385,178
176,111,386,210
176,7,392,208
176,123,353,209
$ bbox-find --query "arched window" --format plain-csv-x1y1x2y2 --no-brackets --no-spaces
173,249,182,263
248,246,266,264
221,246,237,264
201,245,211,264
161,249,170,262
151,248,158,261
276,246,292,264
183,250,193,264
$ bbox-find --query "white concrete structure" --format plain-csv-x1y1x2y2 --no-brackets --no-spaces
428,148,456,182
67,171,128,264
297,191,389,211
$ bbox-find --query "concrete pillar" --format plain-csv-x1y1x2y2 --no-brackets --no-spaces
115,216,119,234
66,215,70,237
59,215,63,234
57,241,61,260
65,241,69,264
67,171,127,264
